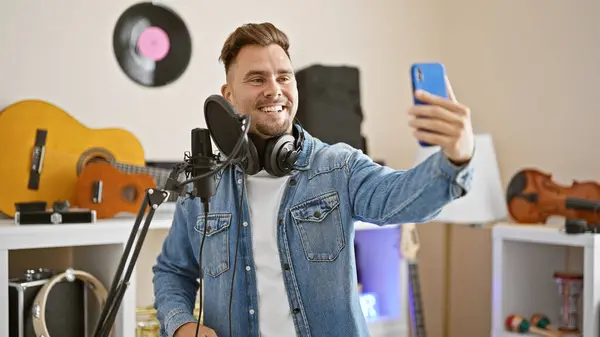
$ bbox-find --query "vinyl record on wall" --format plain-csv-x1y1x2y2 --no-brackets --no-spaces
113,2,192,87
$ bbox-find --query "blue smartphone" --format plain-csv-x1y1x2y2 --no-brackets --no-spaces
410,62,448,146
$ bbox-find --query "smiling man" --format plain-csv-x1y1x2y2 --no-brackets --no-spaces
152,22,475,337
219,30,299,166
222,43,296,137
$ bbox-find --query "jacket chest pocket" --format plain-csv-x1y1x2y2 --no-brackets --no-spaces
194,213,232,277
290,191,345,262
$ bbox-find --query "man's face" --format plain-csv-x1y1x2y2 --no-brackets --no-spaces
221,44,298,139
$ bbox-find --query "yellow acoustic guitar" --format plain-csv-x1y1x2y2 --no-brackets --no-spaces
0,99,146,218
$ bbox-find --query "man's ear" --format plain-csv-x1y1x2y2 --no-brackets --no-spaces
221,84,233,102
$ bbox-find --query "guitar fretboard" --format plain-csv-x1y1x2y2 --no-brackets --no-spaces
408,261,427,337
112,162,183,201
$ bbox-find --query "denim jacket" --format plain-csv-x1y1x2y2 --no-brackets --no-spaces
152,126,474,337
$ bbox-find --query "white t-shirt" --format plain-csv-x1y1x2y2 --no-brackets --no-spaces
246,170,296,336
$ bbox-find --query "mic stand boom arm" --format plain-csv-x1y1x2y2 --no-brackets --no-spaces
91,163,189,337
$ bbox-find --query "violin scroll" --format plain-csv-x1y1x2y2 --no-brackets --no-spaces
506,168,600,224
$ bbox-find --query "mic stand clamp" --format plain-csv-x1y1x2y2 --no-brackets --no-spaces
91,163,189,337
165,162,189,196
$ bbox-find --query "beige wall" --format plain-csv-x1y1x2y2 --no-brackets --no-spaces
0,0,442,169
441,0,600,185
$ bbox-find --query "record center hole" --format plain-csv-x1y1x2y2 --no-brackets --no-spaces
137,26,170,61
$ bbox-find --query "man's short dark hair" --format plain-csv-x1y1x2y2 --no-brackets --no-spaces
219,22,291,74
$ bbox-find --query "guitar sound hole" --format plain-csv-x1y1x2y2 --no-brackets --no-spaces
76,149,116,175
121,185,138,203
88,156,109,164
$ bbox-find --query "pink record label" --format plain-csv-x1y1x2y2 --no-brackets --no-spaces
137,26,170,61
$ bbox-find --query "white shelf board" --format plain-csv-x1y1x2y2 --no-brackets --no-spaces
492,332,537,337
493,331,580,337
493,223,598,247
0,210,174,250
0,210,396,251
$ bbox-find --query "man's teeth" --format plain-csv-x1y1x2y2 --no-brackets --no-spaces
260,106,284,113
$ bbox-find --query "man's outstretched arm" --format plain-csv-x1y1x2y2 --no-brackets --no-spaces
349,75,475,225
347,148,473,225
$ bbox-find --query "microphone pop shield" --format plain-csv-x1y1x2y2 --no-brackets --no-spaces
203,94,248,161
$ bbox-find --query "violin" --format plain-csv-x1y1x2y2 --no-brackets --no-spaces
506,168,600,224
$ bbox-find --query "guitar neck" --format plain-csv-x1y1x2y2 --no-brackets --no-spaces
408,261,427,337
112,162,180,201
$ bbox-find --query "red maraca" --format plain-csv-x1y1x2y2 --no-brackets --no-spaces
530,313,560,333
505,314,560,337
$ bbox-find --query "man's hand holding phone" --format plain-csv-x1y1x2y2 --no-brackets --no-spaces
408,75,475,165
174,322,218,337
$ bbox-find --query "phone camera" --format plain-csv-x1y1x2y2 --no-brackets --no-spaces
416,68,423,82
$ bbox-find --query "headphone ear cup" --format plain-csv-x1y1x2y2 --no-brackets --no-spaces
263,138,277,176
264,135,296,177
244,138,261,175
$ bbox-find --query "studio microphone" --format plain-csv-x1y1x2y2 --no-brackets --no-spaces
190,128,217,212
163,95,249,207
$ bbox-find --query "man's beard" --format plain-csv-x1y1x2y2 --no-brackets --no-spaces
251,101,295,137
255,117,292,138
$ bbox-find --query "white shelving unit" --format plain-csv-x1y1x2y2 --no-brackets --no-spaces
0,212,408,337
0,210,176,337
492,223,600,337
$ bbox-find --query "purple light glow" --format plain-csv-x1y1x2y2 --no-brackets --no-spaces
354,226,403,320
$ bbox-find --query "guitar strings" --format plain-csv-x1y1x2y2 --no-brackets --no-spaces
38,148,175,184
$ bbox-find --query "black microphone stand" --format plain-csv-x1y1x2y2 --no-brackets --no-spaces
91,162,190,337
90,106,251,337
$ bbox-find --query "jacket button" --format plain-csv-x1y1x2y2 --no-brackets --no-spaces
278,219,284,225
313,211,321,218
289,179,296,186
293,308,300,314
283,263,290,270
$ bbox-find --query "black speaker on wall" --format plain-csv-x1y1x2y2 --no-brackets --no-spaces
295,64,367,154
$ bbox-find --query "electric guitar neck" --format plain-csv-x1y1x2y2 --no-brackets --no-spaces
400,223,427,337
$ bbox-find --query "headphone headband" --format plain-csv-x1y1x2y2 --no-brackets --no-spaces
293,123,305,153
244,123,305,177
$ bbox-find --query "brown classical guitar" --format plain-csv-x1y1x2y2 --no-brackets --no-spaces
0,99,146,217
75,161,178,219
400,223,427,337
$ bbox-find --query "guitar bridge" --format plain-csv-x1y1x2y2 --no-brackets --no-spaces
28,129,47,190
92,181,103,203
